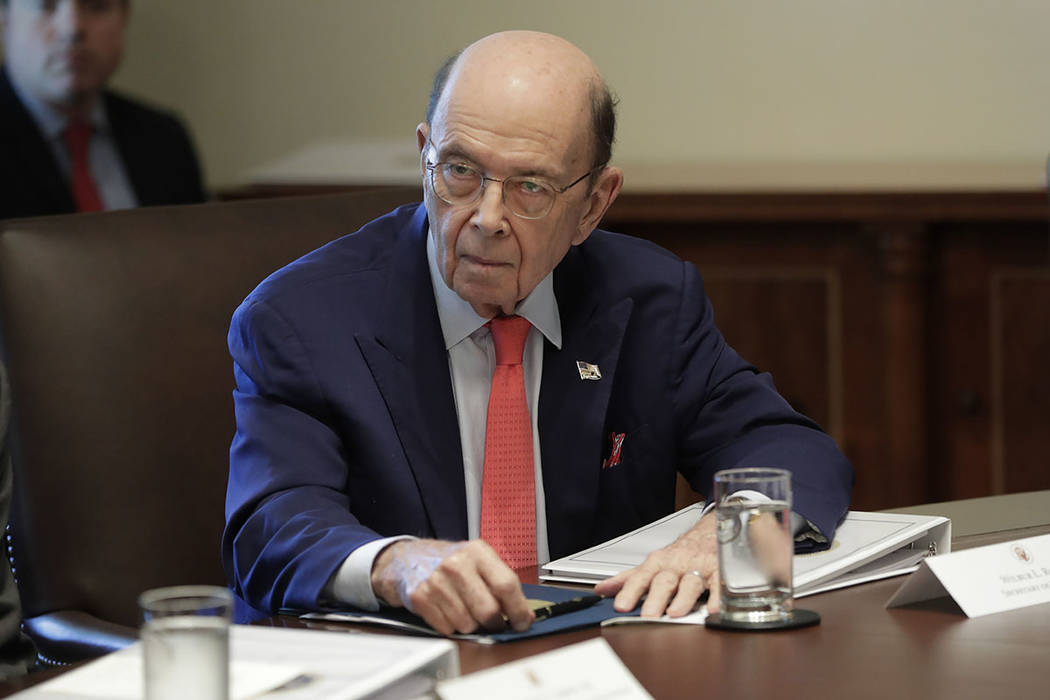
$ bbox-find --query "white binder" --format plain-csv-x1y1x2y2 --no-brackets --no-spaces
540,503,952,598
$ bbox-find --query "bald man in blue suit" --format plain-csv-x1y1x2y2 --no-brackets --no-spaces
224,31,852,635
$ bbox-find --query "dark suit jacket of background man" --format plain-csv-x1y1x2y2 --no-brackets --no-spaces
224,202,854,613
0,68,205,221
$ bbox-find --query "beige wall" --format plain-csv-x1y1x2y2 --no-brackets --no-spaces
108,0,1050,188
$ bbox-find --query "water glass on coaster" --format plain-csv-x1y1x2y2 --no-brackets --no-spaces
705,468,820,630
139,585,233,700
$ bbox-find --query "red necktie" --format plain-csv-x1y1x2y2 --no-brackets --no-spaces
480,315,537,569
65,120,104,212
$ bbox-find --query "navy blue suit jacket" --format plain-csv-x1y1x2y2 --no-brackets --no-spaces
224,203,853,612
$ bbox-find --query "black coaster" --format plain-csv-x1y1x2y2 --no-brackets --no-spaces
705,608,820,631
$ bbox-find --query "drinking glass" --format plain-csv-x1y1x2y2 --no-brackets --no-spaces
714,468,794,623
139,585,232,700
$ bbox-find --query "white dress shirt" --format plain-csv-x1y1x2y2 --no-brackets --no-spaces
328,227,561,609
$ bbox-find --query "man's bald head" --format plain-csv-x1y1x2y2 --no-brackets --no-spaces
425,31,616,171
417,30,625,319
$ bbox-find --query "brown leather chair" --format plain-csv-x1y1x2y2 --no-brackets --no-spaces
0,187,420,663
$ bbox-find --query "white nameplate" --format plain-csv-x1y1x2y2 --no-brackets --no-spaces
436,638,652,700
886,533,1050,617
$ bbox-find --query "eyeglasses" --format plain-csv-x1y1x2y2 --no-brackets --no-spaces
424,161,603,220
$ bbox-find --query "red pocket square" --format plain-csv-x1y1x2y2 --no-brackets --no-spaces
602,432,626,469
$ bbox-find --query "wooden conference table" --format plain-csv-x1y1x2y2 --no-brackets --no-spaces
3,491,1049,698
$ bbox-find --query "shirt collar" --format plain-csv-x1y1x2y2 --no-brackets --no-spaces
9,74,109,142
426,226,562,351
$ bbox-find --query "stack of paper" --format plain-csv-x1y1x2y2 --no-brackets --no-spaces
13,626,458,699
540,504,951,598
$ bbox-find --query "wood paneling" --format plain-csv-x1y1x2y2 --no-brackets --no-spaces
606,194,1049,510
991,270,1050,494
928,223,1050,503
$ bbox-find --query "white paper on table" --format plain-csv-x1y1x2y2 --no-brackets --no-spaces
436,638,652,700
541,504,706,583
540,505,951,599
39,654,301,700
601,608,709,627
17,626,458,700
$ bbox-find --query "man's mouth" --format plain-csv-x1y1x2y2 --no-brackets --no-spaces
49,49,91,71
461,254,508,268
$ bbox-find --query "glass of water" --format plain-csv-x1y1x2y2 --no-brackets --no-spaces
139,585,232,700
714,468,794,624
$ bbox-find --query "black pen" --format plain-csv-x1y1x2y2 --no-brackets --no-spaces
531,594,603,621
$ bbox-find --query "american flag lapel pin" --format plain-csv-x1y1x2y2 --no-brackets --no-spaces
576,360,601,381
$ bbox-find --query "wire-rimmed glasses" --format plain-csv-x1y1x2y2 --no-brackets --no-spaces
424,161,602,219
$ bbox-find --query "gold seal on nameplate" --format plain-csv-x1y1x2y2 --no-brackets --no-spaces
1012,544,1033,563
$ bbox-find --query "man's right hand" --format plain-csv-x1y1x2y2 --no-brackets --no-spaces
370,538,534,635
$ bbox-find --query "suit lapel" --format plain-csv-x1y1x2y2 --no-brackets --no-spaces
106,92,158,206
354,207,468,540
0,70,74,215
539,246,633,558
105,93,144,203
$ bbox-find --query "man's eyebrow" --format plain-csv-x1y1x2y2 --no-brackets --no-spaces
438,146,476,163
435,144,559,181
515,167,559,181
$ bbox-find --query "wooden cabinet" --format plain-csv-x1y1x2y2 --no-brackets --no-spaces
604,190,1049,510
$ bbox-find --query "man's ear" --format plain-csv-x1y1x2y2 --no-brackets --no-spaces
416,123,429,155
417,123,433,175
571,166,624,245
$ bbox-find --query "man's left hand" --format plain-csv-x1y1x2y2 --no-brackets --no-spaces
594,512,720,617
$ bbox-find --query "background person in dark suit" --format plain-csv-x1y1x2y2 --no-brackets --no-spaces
0,362,35,678
0,0,205,220
224,31,853,635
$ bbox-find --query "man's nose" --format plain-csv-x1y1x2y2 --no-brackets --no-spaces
470,179,506,234
52,0,85,40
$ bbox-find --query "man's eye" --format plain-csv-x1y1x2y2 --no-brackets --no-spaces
81,0,116,11
517,179,545,195
446,164,476,178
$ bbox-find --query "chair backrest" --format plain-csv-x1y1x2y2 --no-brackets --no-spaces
0,188,420,630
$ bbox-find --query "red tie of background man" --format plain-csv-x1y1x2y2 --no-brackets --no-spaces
65,120,104,212
480,315,537,569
